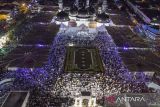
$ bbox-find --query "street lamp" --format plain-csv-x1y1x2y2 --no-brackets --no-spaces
22,3,26,7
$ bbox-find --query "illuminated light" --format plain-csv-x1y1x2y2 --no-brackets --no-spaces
36,44,44,47
28,4,31,8
97,22,104,27
0,34,10,48
0,14,10,21
68,43,74,47
79,98,82,107
19,3,28,14
88,98,96,107
153,18,157,21
76,21,90,26
133,19,138,24
123,47,128,50
74,98,81,107
22,3,26,6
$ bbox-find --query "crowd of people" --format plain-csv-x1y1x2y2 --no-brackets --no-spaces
0,24,157,106
50,26,152,99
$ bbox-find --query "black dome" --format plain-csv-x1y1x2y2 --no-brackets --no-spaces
56,11,70,22
87,7,95,15
69,6,78,16
96,12,109,23
77,7,90,18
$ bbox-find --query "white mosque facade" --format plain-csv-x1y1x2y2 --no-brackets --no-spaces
53,0,110,27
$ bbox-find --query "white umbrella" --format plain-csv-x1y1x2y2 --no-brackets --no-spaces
96,25,106,32
146,82,160,90
60,23,68,31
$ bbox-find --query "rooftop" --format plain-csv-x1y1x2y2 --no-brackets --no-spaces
0,46,49,68
118,49,160,72
2,91,29,107
106,27,149,48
